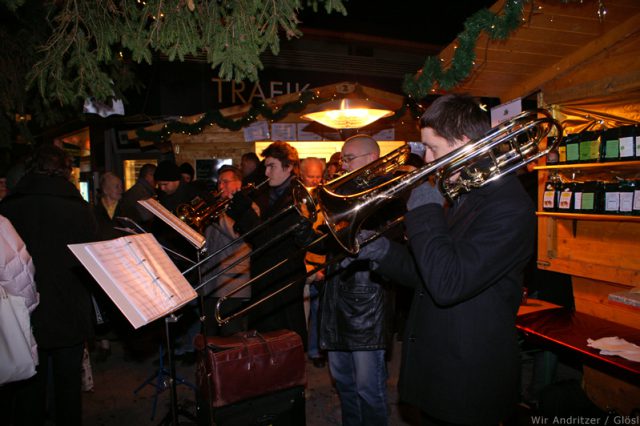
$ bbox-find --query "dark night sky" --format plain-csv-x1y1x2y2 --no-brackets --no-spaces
299,0,497,45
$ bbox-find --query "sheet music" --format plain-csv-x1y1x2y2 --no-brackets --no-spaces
69,233,197,329
137,198,206,249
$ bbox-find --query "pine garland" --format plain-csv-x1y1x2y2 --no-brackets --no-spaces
134,91,425,144
402,0,525,99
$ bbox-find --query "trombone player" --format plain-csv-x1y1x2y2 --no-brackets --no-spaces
225,141,308,348
304,134,403,426
357,94,536,425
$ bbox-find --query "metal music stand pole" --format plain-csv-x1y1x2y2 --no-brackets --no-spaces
156,247,207,426
162,314,180,426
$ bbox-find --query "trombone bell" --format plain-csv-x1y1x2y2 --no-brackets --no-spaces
314,109,562,254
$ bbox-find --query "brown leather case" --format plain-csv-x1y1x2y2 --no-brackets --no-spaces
194,329,307,408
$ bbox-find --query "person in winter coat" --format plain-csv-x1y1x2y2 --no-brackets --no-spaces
200,165,259,336
226,142,308,347
315,135,401,426
0,214,38,311
0,144,98,426
0,214,39,372
118,163,156,229
357,94,535,425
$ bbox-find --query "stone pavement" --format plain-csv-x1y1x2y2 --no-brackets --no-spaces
81,334,417,426
79,330,585,425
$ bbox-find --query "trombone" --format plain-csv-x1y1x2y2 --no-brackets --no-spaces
212,109,563,324
185,177,319,280
318,108,563,254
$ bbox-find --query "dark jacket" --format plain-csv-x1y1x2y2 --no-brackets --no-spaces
233,176,308,347
152,181,202,272
119,178,156,227
92,199,126,241
374,174,535,424
0,173,99,348
316,176,403,352
318,256,392,351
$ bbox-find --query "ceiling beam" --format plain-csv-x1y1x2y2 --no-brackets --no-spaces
502,11,640,101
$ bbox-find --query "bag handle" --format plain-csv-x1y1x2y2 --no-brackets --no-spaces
237,330,276,370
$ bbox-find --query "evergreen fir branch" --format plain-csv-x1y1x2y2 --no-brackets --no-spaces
23,0,346,107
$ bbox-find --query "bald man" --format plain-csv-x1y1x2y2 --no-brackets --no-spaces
299,157,327,367
340,135,381,174
316,134,393,426
300,157,325,188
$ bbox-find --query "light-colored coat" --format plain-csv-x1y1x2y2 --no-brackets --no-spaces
0,214,39,361
0,215,38,312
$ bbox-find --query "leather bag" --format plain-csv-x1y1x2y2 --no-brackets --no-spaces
194,329,306,408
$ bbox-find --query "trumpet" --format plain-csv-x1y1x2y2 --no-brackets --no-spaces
213,109,563,324
177,179,268,233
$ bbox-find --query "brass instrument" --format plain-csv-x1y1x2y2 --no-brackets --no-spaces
213,109,562,324
318,109,563,254
177,179,268,233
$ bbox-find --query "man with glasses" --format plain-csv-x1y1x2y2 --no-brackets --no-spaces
314,134,399,426
201,166,259,336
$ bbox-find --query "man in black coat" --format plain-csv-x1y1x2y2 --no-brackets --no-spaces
315,135,399,426
359,94,536,425
226,142,308,347
118,163,156,229
0,144,98,426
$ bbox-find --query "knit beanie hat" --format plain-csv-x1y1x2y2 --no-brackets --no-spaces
179,162,195,179
154,160,181,181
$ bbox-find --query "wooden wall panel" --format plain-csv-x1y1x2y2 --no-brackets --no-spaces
537,216,640,286
571,276,640,328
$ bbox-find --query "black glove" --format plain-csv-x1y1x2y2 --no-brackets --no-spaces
407,181,445,211
356,230,390,262
226,191,252,221
293,219,317,248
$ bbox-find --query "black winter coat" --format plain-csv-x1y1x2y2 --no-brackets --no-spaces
318,256,392,351
92,199,126,241
0,173,99,348
233,177,308,347
374,174,535,424
316,176,403,352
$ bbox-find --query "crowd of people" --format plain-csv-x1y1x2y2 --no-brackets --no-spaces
0,93,546,426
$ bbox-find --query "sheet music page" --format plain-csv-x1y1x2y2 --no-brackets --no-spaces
69,233,197,329
138,198,206,249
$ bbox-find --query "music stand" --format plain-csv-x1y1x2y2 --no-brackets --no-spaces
69,232,204,426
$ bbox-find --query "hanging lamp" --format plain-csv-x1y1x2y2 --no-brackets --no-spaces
300,83,394,130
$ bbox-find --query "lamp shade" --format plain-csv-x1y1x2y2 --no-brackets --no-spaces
300,88,394,130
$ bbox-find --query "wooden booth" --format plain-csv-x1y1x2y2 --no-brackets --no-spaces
440,0,640,414
133,82,420,183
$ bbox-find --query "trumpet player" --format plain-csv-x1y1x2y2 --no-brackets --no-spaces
201,165,259,336
357,94,536,425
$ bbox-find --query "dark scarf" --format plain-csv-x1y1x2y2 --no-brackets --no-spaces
268,175,293,207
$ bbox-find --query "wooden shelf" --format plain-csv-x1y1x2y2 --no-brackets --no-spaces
536,211,640,222
535,160,640,171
